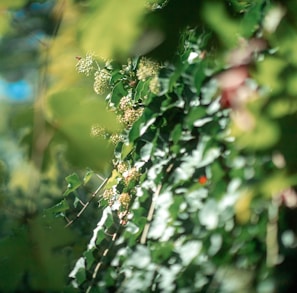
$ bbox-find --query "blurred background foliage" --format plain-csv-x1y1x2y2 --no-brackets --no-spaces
0,0,297,292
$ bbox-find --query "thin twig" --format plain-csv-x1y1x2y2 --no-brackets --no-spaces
140,184,162,244
86,214,125,293
65,177,108,228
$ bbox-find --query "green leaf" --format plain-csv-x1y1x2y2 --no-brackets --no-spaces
170,124,182,145
241,2,264,37
134,80,150,102
63,173,82,196
83,169,94,185
46,199,70,214
46,88,120,170
95,230,106,246
121,142,134,160
0,233,28,292
260,172,297,198
193,60,207,92
199,199,219,230
84,249,96,270
79,0,146,59
129,108,157,142
202,2,243,48
105,169,121,189
254,56,286,93
140,142,154,162
185,107,207,127
110,82,128,106
233,117,280,150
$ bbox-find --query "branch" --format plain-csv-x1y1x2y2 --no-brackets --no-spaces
140,184,162,245
65,177,108,228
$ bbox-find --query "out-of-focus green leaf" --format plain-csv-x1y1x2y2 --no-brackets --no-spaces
0,0,25,9
260,172,297,197
79,0,146,59
201,2,242,48
241,2,264,37
254,56,286,93
287,71,297,96
0,11,11,35
0,216,75,292
0,232,28,292
46,88,120,170
233,117,279,150
268,99,294,118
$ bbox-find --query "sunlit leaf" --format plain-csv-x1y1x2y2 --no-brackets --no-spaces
83,169,94,185
140,141,154,162
105,169,121,190
63,173,81,196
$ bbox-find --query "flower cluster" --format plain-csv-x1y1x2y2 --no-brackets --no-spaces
116,94,143,128
136,57,159,81
119,96,132,111
116,161,129,174
93,69,111,95
145,0,168,10
119,107,143,128
76,53,95,76
109,133,123,145
102,188,114,201
90,124,107,138
118,193,131,209
149,75,161,94
123,167,140,185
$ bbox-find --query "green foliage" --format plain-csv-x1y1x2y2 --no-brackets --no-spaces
78,0,146,59
0,215,75,292
63,1,297,292
2,0,297,292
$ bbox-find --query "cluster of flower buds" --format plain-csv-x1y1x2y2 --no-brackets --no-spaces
136,57,159,81
116,161,129,174
93,69,111,95
102,188,114,201
119,107,144,128
118,193,131,209
123,167,140,185
76,53,94,76
119,96,132,111
109,133,123,145
149,75,161,95
90,124,107,138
